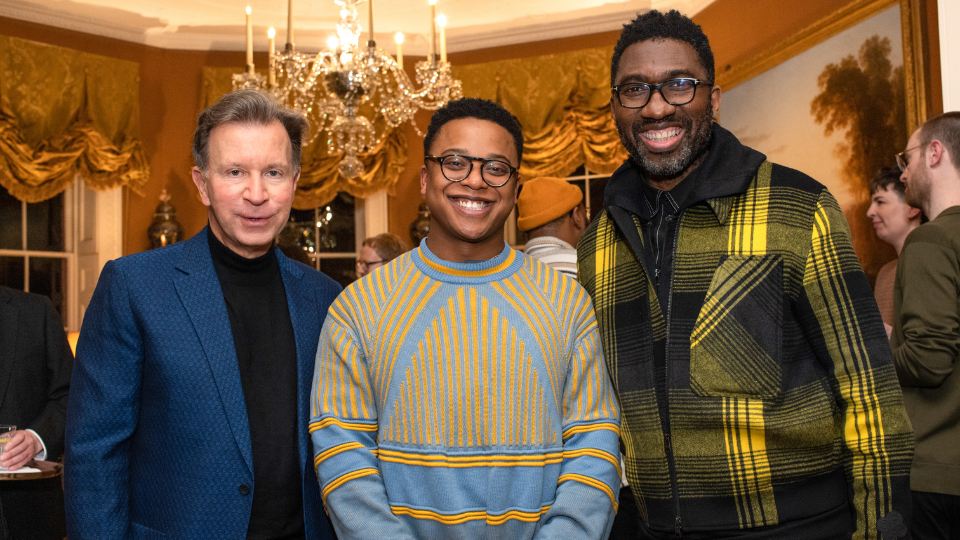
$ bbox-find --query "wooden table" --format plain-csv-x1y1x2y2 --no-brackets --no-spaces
0,461,61,480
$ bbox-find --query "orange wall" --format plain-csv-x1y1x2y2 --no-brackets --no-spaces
1,0,941,253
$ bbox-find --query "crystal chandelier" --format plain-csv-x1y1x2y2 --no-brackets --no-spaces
234,0,462,178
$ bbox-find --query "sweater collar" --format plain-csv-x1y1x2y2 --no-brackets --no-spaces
413,240,523,284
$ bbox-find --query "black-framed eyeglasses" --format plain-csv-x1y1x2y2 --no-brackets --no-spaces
896,144,924,172
612,78,711,109
425,155,518,188
355,258,385,270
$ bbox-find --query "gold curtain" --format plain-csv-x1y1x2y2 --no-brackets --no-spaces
453,45,627,178
0,35,149,203
201,67,407,210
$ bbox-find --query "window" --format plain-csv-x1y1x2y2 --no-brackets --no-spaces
507,166,610,248
0,184,71,318
277,192,363,288
0,178,123,331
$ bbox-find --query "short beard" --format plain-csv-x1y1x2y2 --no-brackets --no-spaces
618,107,714,178
905,165,930,212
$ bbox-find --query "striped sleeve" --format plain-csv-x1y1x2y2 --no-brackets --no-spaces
310,284,416,540
800,190,913,540
534,287,621,539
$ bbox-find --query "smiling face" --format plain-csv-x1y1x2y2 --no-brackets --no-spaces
420,118,520,262
866,186,920,250
612,38,721,187
192,120,299,258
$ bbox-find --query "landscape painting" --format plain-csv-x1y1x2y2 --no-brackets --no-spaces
720,5,907,283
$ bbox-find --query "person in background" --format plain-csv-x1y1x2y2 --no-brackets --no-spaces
892,111,960,539
64,89,340,540
356,233,407,278
577,9,913,539
310,97,621,539
0,286,73,540
516,176,587,278
866,166,922,337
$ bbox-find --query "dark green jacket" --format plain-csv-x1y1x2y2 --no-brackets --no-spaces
892,205,960,496
578,124,913,539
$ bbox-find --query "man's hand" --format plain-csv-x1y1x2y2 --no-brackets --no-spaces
0,430,42,471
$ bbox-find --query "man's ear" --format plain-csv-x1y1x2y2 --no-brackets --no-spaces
927,140,946,168
710,85,722,117
572,204,587,229
420,164,428,196
192,167,211,207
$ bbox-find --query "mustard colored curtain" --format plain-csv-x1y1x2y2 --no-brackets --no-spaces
453,45,627,179
201,67,407,210
0,35,149,203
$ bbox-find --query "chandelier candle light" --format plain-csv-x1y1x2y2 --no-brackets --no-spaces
233,0,462,178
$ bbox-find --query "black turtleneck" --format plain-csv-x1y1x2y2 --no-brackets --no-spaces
208,228,305,540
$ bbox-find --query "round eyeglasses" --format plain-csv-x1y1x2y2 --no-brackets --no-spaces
425,155,518,188
612,78,710,109
895,144,924,172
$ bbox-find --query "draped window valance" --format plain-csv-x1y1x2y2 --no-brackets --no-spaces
201,67,407,210
453,45,627,178
0,35,150,203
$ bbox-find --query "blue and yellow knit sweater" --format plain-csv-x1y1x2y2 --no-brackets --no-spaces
310,242,621,539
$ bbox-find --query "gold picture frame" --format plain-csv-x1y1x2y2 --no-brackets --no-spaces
716,0,927,133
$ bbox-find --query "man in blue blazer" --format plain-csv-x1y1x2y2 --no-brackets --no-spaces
64,89,340,540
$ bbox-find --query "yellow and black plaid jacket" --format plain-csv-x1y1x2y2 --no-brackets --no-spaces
578,127,913,539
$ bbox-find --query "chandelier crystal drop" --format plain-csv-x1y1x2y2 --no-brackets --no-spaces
233,0,462,178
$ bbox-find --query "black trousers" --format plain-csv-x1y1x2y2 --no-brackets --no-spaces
607,485,854,540
0,476,67,540
912,490,960,540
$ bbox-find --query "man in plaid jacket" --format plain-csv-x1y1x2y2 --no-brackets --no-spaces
578,9,914,540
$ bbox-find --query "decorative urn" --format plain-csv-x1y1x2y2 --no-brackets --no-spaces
147,189,185,249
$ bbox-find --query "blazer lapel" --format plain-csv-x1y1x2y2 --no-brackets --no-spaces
173,232,254,475
277,252,314,465
0,288,18,408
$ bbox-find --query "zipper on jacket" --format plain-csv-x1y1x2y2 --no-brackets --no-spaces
663,215,682,539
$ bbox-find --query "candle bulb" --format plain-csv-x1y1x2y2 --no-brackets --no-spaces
286,0,294,49
395,32,404,70
437,14,446,63
268,27,276,87
368,0,374,45
428,0,436,66
245,6,254,73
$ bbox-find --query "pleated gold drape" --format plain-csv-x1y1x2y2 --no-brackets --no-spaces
453,45,627,179
200,67,407,210
0,35,149,203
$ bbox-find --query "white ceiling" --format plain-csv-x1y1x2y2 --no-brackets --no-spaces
5,0,716,55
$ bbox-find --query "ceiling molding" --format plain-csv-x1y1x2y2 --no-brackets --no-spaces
6,1,645,54
446,11,633,54
5,2,154,46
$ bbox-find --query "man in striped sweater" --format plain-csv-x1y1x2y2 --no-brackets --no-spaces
517,176,588,278
310,98,621,539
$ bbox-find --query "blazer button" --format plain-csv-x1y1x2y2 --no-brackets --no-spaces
239,484,251,495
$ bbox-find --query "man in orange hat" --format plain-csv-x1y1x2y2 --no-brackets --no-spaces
516,176,587,277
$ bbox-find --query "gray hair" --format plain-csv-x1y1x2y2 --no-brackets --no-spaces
192,88,309,172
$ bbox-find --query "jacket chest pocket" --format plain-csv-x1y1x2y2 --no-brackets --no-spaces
689,254,783,399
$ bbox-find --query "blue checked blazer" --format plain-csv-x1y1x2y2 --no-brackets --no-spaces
64,228,341,540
